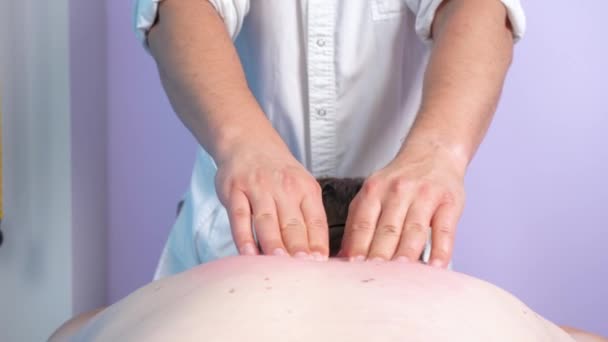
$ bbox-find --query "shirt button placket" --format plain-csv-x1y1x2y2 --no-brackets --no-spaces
307,0,336,178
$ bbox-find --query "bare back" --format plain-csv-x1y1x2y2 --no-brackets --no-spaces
73,256,574,342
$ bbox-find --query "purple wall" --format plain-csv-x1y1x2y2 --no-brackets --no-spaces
70,0,108,314
106,0,196,302
455,2,608,334
106,0,607,335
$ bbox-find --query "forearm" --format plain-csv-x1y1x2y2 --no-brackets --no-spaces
148,0,286,163
400,0,514,171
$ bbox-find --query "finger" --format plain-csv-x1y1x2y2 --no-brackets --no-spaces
367,196,410,261
275,193,310,258
429,201,462,268
227,190,257,255
342,189,382,261
394,199,437,262
301,193,329,261
249,192,287,256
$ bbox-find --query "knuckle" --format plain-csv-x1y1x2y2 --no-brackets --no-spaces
231,206,250,219
362,178,381,197
216,178,235,200
253,169,265,184
434,224,454,236
439,190,457,205
229,177,243,190
390,178,412,194
405,222,427,234
308,180,323,195
306,218,327,232
281,218,304,232
280,170,297,190
378,224,400,236
417,182,434,198
255,212,276,222
351,220,375,233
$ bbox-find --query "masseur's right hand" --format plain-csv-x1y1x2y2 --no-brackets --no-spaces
214,137,329,261
147,0,328,260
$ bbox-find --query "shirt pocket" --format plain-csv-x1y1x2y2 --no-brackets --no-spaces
371,0,409,20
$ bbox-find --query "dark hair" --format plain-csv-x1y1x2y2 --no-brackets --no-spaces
317,178,364,256
176,178,365,256
255,178,365,256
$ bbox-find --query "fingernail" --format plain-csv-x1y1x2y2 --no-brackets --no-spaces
395,256,410,263
349,255,366,262
294,251,310,259
273,248,287,256
370,257,385,262
311,252,326,261
242,243,256,256
430,259,443,268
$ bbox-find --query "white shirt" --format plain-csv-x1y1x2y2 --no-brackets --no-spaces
134,0,526,279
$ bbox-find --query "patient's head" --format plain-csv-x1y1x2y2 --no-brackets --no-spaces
249,178,427,260
314,178,423,260
317,177,364,256
253,177,364,256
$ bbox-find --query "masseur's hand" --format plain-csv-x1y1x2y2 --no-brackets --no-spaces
215,137,329,261
340,141,466,268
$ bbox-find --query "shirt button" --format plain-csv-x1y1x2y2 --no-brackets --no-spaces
316,38,326,47
316,108,327,117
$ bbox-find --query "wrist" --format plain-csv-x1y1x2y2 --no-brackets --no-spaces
211,116,289,166
397,135,471,176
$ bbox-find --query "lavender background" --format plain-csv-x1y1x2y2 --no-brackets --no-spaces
105,0,607,334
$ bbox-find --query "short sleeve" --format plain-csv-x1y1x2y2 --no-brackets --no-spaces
403,0,527,43
133,0,251,51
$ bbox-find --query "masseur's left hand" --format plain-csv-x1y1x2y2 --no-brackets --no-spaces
337,0,517,267
339,140,466,268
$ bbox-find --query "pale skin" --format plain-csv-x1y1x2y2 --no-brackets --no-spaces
148,0,511,265
49,257,607,342
342,0,514,265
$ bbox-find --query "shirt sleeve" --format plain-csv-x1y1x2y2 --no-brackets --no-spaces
133,0,250,50
403,0,526,43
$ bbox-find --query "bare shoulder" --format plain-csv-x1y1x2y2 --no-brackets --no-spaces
48,308,105,342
